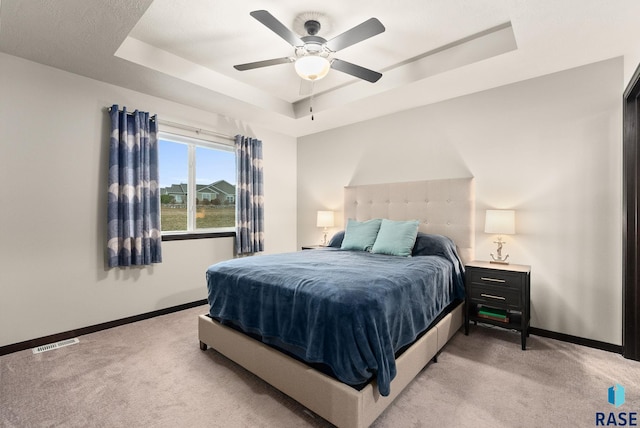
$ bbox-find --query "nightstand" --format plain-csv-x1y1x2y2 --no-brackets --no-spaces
301,245,327,250
464,261,531,350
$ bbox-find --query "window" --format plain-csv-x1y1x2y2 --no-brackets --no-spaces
158,131,235,235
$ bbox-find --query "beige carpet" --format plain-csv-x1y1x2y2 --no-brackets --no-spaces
1,304,639,427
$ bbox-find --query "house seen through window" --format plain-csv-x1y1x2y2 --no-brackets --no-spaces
158,131,235,233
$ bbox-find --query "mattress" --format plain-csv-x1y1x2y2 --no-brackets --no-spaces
205,237,464,396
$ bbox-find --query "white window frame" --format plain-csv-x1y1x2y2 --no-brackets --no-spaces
159,130,235,235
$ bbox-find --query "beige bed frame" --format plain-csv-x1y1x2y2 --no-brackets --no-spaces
198,177,475,428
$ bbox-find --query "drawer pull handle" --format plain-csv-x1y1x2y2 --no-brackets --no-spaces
481,277,506,283
481,293,506,300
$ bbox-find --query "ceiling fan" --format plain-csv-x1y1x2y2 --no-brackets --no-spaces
234,10,385,83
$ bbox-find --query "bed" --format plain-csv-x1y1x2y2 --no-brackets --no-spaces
198,177,475,428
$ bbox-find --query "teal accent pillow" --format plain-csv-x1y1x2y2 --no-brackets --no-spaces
340,219,382,251
371,219,420,257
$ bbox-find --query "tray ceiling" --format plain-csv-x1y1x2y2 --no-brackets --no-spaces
1,0,640,137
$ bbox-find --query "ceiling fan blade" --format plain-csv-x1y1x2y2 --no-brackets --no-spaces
234,57,294,71
325,18,385,52
250,10,303,47
331,59,382,83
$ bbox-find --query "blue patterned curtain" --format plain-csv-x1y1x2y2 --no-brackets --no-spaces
235,135,264,254
107,105,162,267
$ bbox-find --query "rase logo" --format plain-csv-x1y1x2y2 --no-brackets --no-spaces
610,384,626,408
596,384,637,426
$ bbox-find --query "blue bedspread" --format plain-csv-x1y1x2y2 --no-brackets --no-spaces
206,243,464,396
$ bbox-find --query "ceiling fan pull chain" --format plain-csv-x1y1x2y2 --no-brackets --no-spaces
310,82,315,120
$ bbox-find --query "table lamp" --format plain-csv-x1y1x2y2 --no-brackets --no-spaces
317,211,334,246
484,209,515,264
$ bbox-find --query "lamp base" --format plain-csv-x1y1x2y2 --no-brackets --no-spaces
489,252,510,265
489,236,510,264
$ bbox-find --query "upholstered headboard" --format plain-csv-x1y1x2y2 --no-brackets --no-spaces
344,178,475,264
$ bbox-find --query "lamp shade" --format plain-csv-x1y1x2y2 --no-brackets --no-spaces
316,211,334,228
484,210,515,235
295,56,331,81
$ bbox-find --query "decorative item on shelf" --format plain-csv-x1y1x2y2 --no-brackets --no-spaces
477,307,509,323
484,209,515,264
317,210,334,246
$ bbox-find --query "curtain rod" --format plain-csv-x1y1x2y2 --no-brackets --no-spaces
107,107,235,142
158,119,235,142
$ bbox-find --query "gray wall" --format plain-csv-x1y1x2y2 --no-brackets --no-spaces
0,53,298,347
297,58,623,345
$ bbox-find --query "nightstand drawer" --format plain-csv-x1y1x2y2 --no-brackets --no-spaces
468,269,524,288
469,284,521,309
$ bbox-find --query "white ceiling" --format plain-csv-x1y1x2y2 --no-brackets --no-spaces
1,0,639,137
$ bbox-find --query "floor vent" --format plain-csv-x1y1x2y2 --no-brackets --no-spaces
32,338,79,354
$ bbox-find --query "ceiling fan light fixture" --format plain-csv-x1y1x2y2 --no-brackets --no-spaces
236,11,385,84
295,55,331,81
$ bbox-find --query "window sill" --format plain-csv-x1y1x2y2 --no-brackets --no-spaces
162,231,235,241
